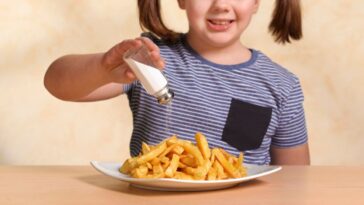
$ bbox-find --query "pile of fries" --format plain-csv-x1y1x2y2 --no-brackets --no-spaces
119,132,247,180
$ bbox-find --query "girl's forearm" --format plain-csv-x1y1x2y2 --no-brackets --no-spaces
44,53,111,101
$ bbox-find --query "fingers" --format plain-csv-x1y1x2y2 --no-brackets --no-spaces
125,70,136,80
102,39,142,69
149,50,165,69
136,37,165,69
137,37,159,52
108,37,164,69
114,39,142,57
108,63,136,84
102,37,165,84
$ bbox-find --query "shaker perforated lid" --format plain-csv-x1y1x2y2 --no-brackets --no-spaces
156,87,174,105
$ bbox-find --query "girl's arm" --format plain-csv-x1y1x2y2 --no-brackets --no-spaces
44,53,121,102
44,38,164,102
270,143,310,165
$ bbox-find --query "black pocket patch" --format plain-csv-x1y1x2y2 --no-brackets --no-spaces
222,99,272,151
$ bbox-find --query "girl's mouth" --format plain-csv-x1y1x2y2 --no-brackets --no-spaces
207,19,234,31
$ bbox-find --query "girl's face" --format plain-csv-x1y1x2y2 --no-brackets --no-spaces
178,0,259,48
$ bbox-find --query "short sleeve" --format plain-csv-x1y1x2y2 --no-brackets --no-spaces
272,78,308,147
122,83,133,94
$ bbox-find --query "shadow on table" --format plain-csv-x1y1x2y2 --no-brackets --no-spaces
77,174,268,196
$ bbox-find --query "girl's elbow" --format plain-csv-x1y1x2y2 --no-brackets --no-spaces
43,65,71,101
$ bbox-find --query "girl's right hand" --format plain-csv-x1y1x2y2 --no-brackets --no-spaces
100,37,165,84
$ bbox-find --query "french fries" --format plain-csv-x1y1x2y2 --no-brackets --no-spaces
119,132,247,180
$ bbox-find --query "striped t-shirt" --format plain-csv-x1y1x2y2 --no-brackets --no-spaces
123,33,307,165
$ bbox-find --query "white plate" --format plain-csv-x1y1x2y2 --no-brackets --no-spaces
90,161,281,191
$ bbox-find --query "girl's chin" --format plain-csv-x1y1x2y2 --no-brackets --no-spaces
204,34,240,47
187,32,240,48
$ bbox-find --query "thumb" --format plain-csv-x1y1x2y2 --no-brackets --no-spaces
102,39,142,70
125,70,136,79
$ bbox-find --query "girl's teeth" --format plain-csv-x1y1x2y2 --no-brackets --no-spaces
211,20,230,25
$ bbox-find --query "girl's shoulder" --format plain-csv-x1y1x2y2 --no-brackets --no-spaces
253,50,303,102
254,50,300,85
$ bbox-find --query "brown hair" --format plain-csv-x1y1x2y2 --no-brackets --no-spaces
269,0,303,44
137,0,180,42
138,0,302,44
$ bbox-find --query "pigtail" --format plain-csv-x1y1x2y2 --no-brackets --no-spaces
269,0,302,44
137,0,180,42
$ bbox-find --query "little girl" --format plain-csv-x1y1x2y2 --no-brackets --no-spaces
44,0,310,165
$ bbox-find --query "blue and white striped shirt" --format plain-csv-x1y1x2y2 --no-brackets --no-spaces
124,33,307,165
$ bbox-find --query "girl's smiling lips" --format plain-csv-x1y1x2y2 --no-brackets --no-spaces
207,19,235,32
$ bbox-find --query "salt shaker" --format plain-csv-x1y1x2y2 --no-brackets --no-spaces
123,45,174,104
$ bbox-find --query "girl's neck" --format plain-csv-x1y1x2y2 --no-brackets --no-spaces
185,33,251,66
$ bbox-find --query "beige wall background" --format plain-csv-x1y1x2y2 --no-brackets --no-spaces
1,0,363,165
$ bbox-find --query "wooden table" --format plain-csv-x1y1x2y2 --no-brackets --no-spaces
0,166,363,205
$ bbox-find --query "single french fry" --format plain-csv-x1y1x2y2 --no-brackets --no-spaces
166,152,175,160
219,148,231,158
236,153,247,177
236,152,243,168
180,155,197,167
176,139,204,166
195,132,211,160
182,167,197,176
150,158,161,166
178,162,187,169
149,145,155,151
165,154,180,178
145,165,164,178
220,149,238,164
172,145,184,155
193,160,212,180
131,165,148,178
160,156,169,163
146,162,152,170
213,148,241,178
228,156,234,164
144,173,164,178
193,168,205,180
207,166,217,180
174,171,194,180
142,142,151,155
210,152,216,165
159,143,178,158
153,163,164,175
165,135,178,146
179,154,190,159
213,160,228,180
119,157,138,174
162,159,170,170
238,166,247,176
136,142,167,165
